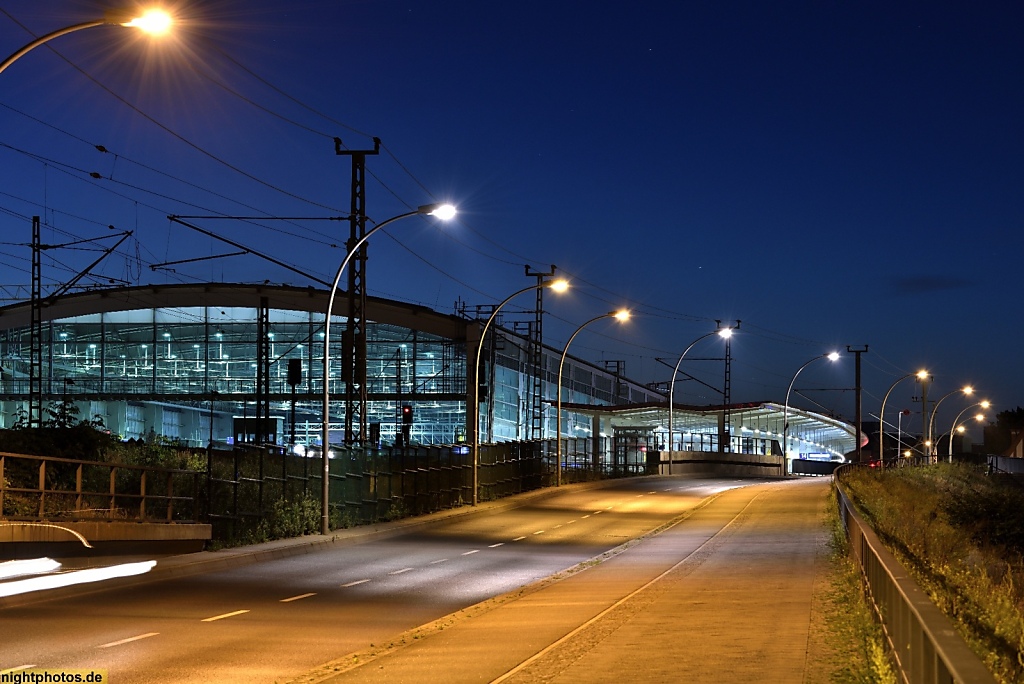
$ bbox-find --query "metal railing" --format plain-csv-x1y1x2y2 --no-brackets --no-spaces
834,472,994,683
0,451,201,523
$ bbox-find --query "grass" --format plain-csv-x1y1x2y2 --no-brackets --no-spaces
839,463,1024,683
821,486,899,684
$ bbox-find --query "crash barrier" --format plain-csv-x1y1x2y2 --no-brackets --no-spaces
833,471,994,683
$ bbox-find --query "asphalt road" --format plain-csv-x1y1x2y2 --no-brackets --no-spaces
0,476,753,683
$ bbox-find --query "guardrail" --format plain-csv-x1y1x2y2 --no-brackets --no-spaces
0,451,201,523
834,472,994,683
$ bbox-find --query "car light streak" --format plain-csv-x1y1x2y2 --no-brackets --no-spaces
0,560,156,598
0,557,61,580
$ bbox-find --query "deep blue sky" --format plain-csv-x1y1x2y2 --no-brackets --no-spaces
2,1,1022,441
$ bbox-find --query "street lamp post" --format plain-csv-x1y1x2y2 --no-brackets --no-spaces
320,203,455,534
556,309,629,486
878,370,929,464
782,352,840,476
472,278,569,505
927,385,974,460
1,9,173,75
947,400,990,461
667,326,734,474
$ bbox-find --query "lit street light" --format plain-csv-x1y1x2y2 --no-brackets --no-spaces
947,400,990,461
320,203,456,533
927,385,974,460
556,309,630,486
0,9,173,75
878,369,929,464
667,326,734,474
472,278,569,505
782,352,840,475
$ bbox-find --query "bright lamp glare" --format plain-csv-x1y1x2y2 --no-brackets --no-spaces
962,386,974,395
613,309,630,321
549,279,569,293
124,10,172,35
429,204,457,221
718,328,733,339
826,352,840,361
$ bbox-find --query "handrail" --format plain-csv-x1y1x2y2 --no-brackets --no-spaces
834,470,994,683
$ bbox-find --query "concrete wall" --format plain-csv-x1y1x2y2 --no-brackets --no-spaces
658,450,783,478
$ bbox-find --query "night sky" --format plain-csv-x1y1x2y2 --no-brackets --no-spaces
2,1,1022,442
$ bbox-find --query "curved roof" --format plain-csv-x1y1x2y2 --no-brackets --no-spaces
0,283,472,341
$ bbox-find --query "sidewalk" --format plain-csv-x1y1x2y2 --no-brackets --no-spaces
291,477,833,684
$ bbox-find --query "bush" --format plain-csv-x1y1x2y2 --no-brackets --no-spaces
840,463,1024,683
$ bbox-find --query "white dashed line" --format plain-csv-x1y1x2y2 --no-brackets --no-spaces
201,610,249,622
1,666,36,675
98,632,159,649
553,524,563,529
532,530,545,535
513,536,527,541
389,567,414,575
280,592,316,603
592,511,602,515
488,543,504,548
567,520,577,524
341,579,371,587
581,515,590,519
430,558,449,564
461,550,479,556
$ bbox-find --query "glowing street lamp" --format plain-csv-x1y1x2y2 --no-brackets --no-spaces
320,203,456,533
556,309,630,486
667,326,734,474
472,278,569,505
947,400,990,461
927,385,974,459
0,9,174,75
782,352,840,475
878,370,929,464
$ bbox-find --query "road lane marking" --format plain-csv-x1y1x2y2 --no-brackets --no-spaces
430,558,449,564
341,579,370,587
461,550,479,556
581,515,590,519
513,536,526,541
0,666,35,675
532,530,545,535
98,632,159,648
201,610,249,622
488,543,504,548
280,592,316,603
567,520,577,524
592,511,602,515
553,524,563,529
389,567,414,575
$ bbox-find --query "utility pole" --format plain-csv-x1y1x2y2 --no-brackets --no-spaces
524,265,555,440
847,345,868,463
335,137,380,445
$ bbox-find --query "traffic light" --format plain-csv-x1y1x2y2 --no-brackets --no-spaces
401,405,413,425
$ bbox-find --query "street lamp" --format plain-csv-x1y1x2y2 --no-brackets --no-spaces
782,352,840,475
947,400,990,461
667,326,734,474
556,309,630,486
320,203,456,533
878,370,929,464
0,9,174,75
927,385,974,459
472,278,569,505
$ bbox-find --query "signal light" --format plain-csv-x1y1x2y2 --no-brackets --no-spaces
402,405,413,425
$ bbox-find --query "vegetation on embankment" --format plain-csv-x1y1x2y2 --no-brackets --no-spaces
839,463,1024,683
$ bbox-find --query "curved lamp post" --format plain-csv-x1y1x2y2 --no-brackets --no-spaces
556,309,630,486
320,203,456,533
878,369,929,464
1,9,173,75
926,385,974,459
947,400,990,461
472,278,569,505
667,326,734,474
782,352,840,475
